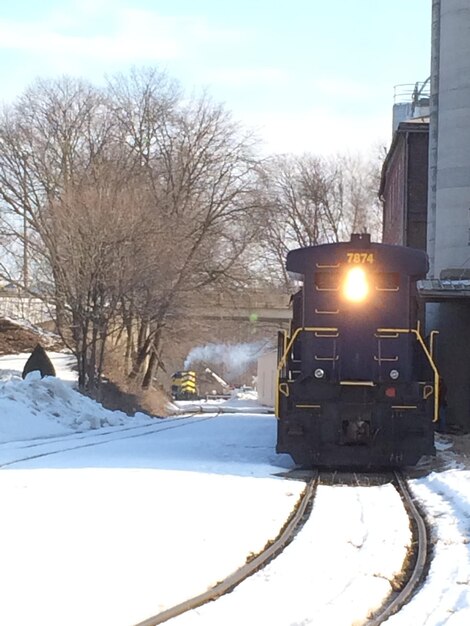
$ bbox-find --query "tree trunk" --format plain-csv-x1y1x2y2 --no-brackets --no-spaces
142,350,158,389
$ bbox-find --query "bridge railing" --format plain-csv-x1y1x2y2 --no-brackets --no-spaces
0,295,52,325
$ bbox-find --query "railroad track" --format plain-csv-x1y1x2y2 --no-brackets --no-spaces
365,470,429,625
134,469,429,626
0,412,220,468
134,472,320,626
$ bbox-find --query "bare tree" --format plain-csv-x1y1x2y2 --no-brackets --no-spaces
0,76,114,284
0,69,266,393
333,152,383,240
106,71,263,387
0,69,385,400
0,77,135,391
256,152,384,287
43,167,152,391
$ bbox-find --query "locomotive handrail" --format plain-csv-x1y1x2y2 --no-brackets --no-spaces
277,325,440,423
277,326,339,371
377,327,440,422
275,326,338,416
430,330,439,360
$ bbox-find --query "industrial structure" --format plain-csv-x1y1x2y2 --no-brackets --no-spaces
381,0,470,431
380,116,429,251
427,0,470,278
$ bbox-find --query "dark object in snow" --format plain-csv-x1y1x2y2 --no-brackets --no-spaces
22,344,56,379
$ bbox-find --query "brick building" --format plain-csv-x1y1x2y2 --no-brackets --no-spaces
379,118,429,250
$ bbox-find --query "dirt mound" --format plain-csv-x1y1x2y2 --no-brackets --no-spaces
0,318,63,356
0,318,168,417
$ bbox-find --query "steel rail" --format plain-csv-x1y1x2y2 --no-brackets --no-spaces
0,413,220,469
366,470,428,625
133,472,319,626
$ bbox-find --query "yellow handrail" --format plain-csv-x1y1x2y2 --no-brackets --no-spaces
276,325,440,422
377,327,440,422
275,326,338,416
430,330,439,360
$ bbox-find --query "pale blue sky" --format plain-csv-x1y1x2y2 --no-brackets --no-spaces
0,0,431,155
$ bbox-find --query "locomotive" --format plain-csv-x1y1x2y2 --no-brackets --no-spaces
276,234,439,467
171,371,198,400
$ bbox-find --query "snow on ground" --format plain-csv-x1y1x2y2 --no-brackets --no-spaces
1,350,470,625
0,352,153,441
385,466,470,625
172,393,272,414
169,483,411,626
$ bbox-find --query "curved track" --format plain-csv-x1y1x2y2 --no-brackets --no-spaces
134,469,429,626
134,473,320,626
366,470,429,625
1,412,428,625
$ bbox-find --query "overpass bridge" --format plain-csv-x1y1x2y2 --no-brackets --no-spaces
187,291,292,323
0,293,50,325
0,289,293,326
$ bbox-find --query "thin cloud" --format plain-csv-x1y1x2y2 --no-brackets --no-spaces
313,76,383,101
203,66,288,87
0,16,176,60
0,9,243,62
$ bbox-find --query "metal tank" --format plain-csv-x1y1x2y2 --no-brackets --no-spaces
427,0,470,432
428,0,470,276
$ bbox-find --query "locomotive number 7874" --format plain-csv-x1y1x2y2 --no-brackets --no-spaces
346,252,374,264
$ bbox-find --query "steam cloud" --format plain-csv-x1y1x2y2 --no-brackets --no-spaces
183,341,266,380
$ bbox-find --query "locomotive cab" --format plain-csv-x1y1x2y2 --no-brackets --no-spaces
276,234,438,468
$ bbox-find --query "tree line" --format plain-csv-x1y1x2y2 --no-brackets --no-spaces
0,67,383,397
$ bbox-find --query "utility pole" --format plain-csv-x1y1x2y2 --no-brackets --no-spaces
21,155,28,292
23,210,28,291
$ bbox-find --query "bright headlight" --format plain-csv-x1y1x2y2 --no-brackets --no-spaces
343,267,369,303
314,368,325,379
390,369,399,380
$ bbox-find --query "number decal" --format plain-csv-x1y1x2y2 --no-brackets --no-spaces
346,252,374,264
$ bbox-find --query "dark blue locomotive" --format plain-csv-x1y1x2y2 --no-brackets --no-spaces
276,234,439,467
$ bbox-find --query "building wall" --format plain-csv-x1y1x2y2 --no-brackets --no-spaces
382,135,406,244
381,123,428,250
407,131,429,251
381,2,470,431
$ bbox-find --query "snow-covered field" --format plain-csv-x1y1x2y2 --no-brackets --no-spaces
1,350,470,626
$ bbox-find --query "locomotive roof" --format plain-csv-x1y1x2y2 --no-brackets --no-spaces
287,238,429,279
